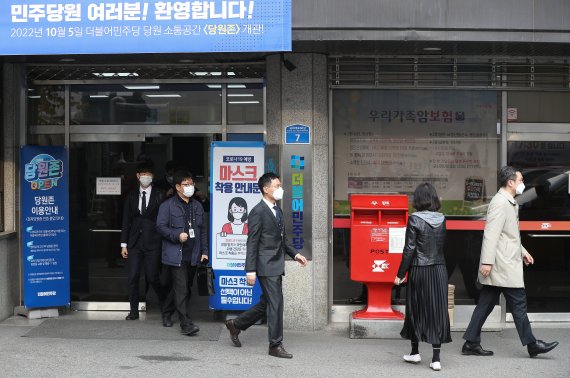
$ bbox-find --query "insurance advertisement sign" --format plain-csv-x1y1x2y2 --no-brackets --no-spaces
1,0,292,55
209,141,264,310
21,146,70,308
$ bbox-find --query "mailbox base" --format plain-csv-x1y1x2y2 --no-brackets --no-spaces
351,282,404,320
349,313,404,339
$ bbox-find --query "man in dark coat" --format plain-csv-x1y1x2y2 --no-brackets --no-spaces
224,172,308,358
156,170,208,335
120,161,166,321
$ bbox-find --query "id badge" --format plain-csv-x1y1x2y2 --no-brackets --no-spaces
188,229,195,238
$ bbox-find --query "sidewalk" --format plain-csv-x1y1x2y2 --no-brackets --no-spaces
1,309,568,378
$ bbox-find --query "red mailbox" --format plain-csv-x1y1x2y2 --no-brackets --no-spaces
350,194,408,319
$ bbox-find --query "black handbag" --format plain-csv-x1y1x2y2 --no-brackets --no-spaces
197,263,215,296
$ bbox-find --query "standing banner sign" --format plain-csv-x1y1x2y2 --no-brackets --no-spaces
210,141,264,310
21,146,70,308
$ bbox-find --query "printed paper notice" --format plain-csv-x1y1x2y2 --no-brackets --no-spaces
96,177,121,195
389,227,406,253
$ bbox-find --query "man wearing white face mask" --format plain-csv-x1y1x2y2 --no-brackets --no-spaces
156,170,208,335
463,166,559,358
120,161,167,322
224,172,308,358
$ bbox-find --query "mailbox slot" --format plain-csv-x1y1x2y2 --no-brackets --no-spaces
352,210,379,225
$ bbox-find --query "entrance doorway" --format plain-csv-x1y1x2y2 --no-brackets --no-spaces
68,135,213,310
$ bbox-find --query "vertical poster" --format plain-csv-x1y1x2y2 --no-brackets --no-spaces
210,141,264,310
21,146,70,308
283,124,312,259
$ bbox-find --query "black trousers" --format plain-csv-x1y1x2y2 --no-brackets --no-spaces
163,262,198,328
234,275,283,348
464,285,536,346
126,245,165,313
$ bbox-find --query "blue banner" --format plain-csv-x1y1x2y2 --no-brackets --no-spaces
21,146,70,308
0,0,291,55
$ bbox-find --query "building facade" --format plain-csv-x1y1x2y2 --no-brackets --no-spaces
1,0,570,326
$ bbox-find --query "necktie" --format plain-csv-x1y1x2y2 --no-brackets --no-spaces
273,205,283,232
141,191,147,215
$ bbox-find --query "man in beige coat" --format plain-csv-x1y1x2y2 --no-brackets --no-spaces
462,166,559,358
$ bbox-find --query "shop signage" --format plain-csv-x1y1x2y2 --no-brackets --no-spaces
0,0,291,55
20,146,70,308
209,141,264,310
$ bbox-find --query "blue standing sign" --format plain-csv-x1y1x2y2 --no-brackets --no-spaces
21,146,70,308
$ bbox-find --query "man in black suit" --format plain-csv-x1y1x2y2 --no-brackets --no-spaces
225,172,308,358
120,161,167,324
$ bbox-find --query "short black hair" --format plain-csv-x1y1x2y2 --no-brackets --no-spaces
136,160,154,174
173,170,194,186
412,182,441,212
227,197,248,222
498,166,518,188
258,172,280,194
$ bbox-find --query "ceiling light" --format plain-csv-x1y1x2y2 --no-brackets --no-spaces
28,95,41,99
89,95,109,98
123,85,160,90
227,72,236,76
228,93,254,97
423,47,442,52
145,94,182,98
206,84,222,89
228,84,246,89
192,71,208,76
228,101,259,104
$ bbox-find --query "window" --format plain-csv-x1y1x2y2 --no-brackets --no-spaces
333,90,500,217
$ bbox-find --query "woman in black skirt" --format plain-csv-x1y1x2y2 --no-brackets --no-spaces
394,183,451,371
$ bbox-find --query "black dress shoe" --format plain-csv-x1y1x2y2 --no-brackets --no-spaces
125,312,139,320
269,345,293,359
162,314,173,327
181,324,200,336
462,341,493,356
225,319,242,347
528,340,559,357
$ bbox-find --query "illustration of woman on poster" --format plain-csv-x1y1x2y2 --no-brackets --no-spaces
221,197,249,235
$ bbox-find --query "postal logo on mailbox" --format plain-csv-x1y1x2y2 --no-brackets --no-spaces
372,260,390,272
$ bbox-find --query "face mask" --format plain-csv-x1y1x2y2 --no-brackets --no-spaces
232,212,244,220
183,185,195,198
515,183,525,195
273,187,284,201
139,175,153,188
166,176,174,185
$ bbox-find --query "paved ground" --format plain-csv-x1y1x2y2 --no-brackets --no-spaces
1,310,568,378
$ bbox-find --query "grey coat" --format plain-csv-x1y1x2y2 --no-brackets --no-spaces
478,189,529,288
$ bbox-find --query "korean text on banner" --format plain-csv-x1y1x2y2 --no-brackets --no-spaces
0,0,292,55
